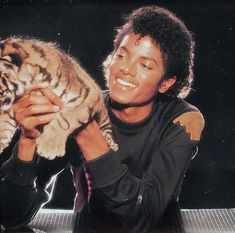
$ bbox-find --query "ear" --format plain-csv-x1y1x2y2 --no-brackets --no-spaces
158,76,176,93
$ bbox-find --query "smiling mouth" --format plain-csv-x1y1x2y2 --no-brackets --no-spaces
116,78,138,88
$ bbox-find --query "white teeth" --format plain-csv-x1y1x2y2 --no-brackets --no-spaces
117,78,137,88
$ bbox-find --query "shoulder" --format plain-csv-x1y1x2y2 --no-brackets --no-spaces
156,94,205,141
173,111,205,141
157,94,198,116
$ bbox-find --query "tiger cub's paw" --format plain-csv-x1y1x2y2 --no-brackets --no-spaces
0,142,8,154
36,128,67,159
0,133,11,154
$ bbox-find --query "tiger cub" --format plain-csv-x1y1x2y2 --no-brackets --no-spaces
0,37,118,159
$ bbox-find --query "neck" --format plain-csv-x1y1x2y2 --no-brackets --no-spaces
111,100,154,123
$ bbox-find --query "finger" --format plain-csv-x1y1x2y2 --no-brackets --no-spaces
22,94,52,106
40,88,62,109
14,94,52,112
36,113,58,125
15,103,59,126
18,85,48,102
16,104,59,118
20,113,57,130
18,85,49,104
22,84,49,97
28,104,60,115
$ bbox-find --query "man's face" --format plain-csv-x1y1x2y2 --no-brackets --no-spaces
108,33,165,105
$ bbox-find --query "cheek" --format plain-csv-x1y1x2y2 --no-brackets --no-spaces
109,59,119,72
136,71,160,86
137,74,162,96
109,61,119,80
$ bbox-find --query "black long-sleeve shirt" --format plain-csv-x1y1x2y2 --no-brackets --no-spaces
0,93,204,232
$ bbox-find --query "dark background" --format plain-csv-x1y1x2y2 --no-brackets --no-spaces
0,0,234,209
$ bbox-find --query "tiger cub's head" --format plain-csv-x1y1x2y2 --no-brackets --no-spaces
0,55,25,112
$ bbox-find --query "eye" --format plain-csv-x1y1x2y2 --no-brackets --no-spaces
141,63,153,70
115,53,125,59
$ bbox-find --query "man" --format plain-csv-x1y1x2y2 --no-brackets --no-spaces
0,6,204,233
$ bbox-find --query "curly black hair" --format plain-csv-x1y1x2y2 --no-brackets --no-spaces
104,6,195,98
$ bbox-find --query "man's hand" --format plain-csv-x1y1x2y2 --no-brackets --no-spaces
13,86,62,161
75,120,109,161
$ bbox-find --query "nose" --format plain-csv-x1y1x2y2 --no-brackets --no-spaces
120,59,136,76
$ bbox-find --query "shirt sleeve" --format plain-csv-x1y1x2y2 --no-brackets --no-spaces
84,115,204,231
0,141,68,229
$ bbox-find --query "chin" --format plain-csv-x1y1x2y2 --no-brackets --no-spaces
109,92,129,104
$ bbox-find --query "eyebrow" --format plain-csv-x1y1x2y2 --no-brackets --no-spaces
118,46,128,53
118,46,158,65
